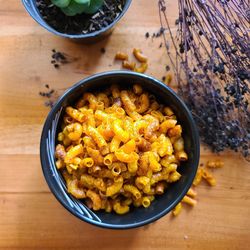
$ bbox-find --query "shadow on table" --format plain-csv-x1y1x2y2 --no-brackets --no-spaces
14,191,147,249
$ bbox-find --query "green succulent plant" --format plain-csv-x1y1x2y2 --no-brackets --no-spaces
51,0,104,16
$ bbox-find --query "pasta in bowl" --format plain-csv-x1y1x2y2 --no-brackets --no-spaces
40,71,200,228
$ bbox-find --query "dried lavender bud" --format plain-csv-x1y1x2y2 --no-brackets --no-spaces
100,47,106,54
45,100,54,108
179,43,184,54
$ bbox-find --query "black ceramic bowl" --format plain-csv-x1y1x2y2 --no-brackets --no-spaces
40,71,200,229
22,0,132,43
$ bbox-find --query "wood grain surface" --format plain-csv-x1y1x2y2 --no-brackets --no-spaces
0,1,249,249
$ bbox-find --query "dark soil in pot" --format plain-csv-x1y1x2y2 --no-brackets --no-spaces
36,0,126,35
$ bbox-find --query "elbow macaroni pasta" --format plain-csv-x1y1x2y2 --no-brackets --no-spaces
55,84,188,214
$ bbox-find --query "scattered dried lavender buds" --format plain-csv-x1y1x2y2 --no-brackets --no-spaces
39,84,58,108
51,49,76,68
155,27,165,37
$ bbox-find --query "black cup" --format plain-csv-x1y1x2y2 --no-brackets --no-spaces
40,71,200,229
22,0,132,43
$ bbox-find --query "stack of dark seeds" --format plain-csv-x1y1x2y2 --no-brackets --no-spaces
36,0,125,35
159,0,250,159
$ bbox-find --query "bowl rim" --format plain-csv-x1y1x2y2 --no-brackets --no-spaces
22,0,132,39
40,70,200,229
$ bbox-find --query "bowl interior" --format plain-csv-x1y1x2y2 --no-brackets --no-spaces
41,71,200,229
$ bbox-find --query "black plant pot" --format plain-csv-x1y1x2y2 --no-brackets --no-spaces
22,0,132,43
40,71,200,229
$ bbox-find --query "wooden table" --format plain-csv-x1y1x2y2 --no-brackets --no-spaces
0,1,249,249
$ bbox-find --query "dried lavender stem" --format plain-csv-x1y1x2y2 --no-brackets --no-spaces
158,0,250,158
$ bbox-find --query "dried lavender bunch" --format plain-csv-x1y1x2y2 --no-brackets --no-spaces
158,0,250,158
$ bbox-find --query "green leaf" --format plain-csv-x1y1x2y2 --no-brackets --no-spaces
58,0,103,16
74,0,90,5
51,0,71,8
61,1,88,16
83,0,104,14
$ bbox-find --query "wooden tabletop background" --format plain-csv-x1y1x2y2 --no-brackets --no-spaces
0,1,249,249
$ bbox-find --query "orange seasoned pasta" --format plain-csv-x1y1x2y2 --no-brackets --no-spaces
172,159,223,217
55,84,188,214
